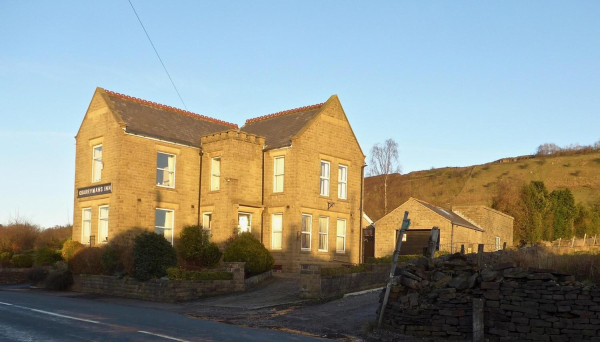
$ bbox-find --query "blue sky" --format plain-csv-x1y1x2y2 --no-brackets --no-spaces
1,1,599,228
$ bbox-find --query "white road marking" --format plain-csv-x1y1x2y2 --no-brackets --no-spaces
0,300,190,341
138,330,191,341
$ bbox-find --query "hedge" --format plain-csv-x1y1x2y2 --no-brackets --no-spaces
166,268,233,281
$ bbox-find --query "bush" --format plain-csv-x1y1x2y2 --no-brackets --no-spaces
118,244,135,275
177,225,208,262
223,233,274,276
0,251,12,262
321,265,369,277
27,267,49,285
100,246,119,275
61,239,83,262
34,247,63,266
202,243,222,267
133,232,177,281
68,247,104,275
44,269,73,290
166,268,233,281
11,253,33,268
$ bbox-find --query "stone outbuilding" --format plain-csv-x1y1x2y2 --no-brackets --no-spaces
370,198,513,257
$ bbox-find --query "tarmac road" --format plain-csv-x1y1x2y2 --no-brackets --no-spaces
0,290,323,342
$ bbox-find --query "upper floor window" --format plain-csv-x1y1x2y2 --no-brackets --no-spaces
92,144,103,182
320,161,330,196
272,213,283,250
211,157,221,191
301,214,312,251
336,219,346,253
156,152,176,188
81,208,92,244
338,165,348,199
98,205,109,243
273,156,285,193
155,208,174,244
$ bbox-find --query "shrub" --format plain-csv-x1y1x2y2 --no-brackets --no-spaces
166,268,233,281
27,267,49,285
68,247,104,275
203,243,222,267
34,247,63,266
61,239,83,262
118,244,135,275
11,253,33,268
0,251,12,262
223,233,274,276
321,265,369,276
44,269,73,290
133,232,177,281
100,246,119,275
177,225,208,262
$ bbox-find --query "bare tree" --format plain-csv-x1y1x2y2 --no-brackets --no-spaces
368,139,401,215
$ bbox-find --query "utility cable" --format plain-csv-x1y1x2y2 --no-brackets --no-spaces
128,0,188,110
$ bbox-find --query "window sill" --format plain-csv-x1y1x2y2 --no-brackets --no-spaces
318,195,330,199
156,185,177,191
317,250,329,253
336,251,346,255
300,249,311,253
208,190,221,194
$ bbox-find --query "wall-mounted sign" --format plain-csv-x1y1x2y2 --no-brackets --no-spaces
78,183,112,198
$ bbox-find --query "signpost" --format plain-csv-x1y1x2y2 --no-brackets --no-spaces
378,211,410,328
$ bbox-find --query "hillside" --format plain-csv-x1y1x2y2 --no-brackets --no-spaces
364,152,600,222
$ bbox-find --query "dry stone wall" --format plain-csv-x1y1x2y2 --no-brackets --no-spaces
379,253,600,342
0,268,29,284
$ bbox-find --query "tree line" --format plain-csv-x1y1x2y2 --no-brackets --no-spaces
536,140,600,156
492,180,600,245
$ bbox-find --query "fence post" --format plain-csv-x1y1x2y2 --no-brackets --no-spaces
473,298,484,342
571,237,575,248
584,234,587,246
426,227,440,260
477,244,484,268
558,238,561,247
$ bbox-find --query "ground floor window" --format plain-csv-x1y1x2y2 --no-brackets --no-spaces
336,219,346,253
301,214,312,251
495,236,501,251
98,205,109,243
272,213,283,250
155,209,174,244
202,212,212,240
82,208,91,244
318,217,328,252
238,212,252,233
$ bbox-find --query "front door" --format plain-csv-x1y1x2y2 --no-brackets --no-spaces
238,212,252,233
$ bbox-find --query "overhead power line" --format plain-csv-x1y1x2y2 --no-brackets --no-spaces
128,0,188,110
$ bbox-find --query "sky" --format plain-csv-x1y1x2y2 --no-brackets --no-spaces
1,1,599,228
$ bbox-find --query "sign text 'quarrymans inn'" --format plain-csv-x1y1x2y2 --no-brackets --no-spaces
77,183,112,198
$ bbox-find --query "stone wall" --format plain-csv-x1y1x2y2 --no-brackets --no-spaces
379,253,600,342
300,263,389,299
0,268,29,284
72,262,250,302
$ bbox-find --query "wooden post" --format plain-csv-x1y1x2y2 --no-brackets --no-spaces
473,298,484,342
378,211,411,328
460,244,465,255
584,234,587,246
477,244,484,269
594,235,597,246
571,237,575,248
426,227,440,260
558,238,561,247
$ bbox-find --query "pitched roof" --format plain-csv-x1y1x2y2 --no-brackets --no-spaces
102,89,237,147
413,198,484,232
240,103,324,150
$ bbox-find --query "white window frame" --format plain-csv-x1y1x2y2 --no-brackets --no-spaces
336,219,346,254
81,208,92,245
320,161,330,197
495,236,501,251
156,152,176,188
318,216,329,252
155,208,175,245
238,212,252,233
211,157,221,191
301,214,312,251
202,212,212,240
338,165,348,200
271,213,283,250
92,144,103,183
273,156,285,193
98,205,109,243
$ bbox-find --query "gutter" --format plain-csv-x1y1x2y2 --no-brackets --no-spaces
197,150,203,226
260,150,265,244
359,163,366,263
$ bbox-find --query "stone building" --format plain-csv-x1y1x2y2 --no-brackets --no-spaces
73,87,365,272
370,198,513,257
